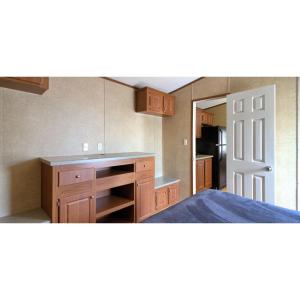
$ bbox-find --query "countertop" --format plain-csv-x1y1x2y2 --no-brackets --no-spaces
0,208,50,223
40,152,155,166
155,176,180,189
196,154,214,160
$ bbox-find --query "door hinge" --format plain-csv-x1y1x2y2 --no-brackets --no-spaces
57,199,60,207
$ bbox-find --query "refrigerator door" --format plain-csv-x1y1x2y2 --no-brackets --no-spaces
202,126,218,144
218,145,227,189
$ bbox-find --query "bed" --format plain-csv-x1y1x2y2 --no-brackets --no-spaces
143,189,300,223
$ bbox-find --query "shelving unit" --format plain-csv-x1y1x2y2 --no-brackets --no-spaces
96,195,134,219
95,165,136,223
96,165,135,192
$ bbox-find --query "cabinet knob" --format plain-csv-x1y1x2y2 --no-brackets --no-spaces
75,175,81,178
90,196,95,199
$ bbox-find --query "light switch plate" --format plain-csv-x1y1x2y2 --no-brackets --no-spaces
183,139,188,146
97,142,103,152
83,142,88,152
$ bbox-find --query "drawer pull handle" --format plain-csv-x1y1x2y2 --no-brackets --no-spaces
75,175,81,179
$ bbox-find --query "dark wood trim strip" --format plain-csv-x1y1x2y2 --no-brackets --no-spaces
170,77,205,94
102,77,138,90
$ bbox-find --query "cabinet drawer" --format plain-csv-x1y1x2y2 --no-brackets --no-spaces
59,168,94,186
136,159,154,173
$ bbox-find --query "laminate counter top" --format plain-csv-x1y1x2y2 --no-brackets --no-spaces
196,154,214,160
155,176,180,189
40,152,155,166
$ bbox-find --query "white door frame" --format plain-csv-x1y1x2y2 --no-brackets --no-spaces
191,95,229,195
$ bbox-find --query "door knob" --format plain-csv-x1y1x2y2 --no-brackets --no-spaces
265,166,272,172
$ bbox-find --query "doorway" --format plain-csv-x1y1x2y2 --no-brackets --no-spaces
192,97,227,195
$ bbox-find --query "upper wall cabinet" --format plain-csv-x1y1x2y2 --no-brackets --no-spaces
0,77,49,95
135,87,175,116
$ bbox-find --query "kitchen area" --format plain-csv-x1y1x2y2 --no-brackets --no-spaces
193,98,227,193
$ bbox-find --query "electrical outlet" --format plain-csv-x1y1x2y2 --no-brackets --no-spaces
82,142,88,152
97,142,103,152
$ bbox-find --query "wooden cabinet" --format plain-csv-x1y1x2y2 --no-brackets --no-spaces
155,187,169,210
196,158,212,192
59,194,95,223
0,77,49,94
204,158,212,189
196,108,214,138
196,160,205,192
136,87,175,116
153,181,180,214
196,109,203,138
136,178,155,222
163,94,175,115
168,183,180,205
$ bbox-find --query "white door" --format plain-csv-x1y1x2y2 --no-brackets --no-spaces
227,85,276,203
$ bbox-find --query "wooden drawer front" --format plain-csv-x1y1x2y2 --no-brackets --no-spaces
168,183,179,205
96,172,135,192
59,168,94,186
135,169,154,181
155,187,169,211
136,159,154,173
59,181,93,198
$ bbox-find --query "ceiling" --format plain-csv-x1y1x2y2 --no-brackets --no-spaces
196,97,227,109
109,77,200,93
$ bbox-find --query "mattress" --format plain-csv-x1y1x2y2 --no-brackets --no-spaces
143,189,300,223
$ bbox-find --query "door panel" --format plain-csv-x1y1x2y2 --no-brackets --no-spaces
59,196,93,223
227,85,275,203
196,160,205,192
136,178,155,221
148,90,163,114
155,187,168,210
163,95,175,115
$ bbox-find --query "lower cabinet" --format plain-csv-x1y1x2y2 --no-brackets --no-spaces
136,178,155,222
196,160,205,192
59,194,96,223
154,182,180,212
155,187,169,210
168,183,179,205
196,158,212,192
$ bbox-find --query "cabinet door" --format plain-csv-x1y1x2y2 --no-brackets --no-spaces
136,178,155,222
155,187,169,211
168,183,179,205
196,109,202,138
163,95,175,116
196,160,205,192
204,158,212,188
207,113,214,125
148,90,163,114
59,195,95,223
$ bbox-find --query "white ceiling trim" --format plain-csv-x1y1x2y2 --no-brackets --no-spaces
109,77,199,93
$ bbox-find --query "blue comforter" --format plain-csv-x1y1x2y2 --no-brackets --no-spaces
144,189,300,223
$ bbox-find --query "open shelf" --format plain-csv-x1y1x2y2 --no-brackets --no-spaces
97,206,134,223
96,165,135,192
96,195,134,219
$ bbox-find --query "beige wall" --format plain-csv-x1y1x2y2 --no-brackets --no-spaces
164,77,297,210
204,104,227,127
0,78,163,217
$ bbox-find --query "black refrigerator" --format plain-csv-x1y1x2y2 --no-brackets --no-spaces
196,126,226,189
